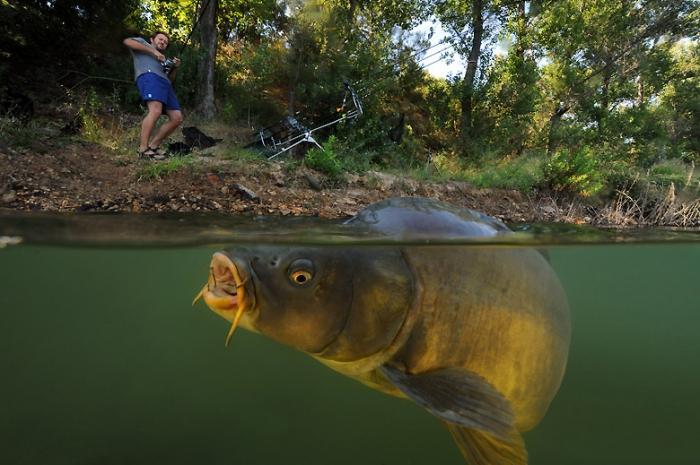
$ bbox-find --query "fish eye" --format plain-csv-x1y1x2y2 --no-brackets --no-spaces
288,259,314,286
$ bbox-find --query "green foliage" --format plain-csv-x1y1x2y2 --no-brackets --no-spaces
304,136,343,179
78,89,102,142
74,88,134,153
0,0,138,73
658,41,700,161
543,147,606,196
216,41,287,124
138,155,195,180
647,159,695,188
478,51,541,153
0,117,39,149
464,152,546,191
2,0,698,200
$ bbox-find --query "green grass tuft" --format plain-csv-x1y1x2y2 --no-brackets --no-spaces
138,155,195,180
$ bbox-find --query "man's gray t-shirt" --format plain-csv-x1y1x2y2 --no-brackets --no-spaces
128,37,169,81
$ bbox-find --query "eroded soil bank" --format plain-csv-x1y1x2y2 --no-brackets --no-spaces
0,137,600,224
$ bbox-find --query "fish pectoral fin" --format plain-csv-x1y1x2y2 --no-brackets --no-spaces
444,422,527,465
379,364,514,439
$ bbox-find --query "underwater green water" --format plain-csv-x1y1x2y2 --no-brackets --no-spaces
1,237,699,464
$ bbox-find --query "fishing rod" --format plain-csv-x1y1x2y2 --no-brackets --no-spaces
59,0,213,88
161,0,213,73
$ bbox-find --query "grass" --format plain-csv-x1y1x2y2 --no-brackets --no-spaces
647,159,697,188
221,145,266,162
137,155,195,180
412,150,547,191
0,116,42,149
463,154,546,191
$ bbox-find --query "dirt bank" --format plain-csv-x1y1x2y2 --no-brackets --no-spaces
0,134,600,225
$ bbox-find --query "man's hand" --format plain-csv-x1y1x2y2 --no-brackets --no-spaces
172,57,181,68
123,38,167,62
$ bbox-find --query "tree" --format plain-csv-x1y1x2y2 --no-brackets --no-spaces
659,41,700,160
195,0,219,119
477,0,540,154
0,0,138,78
436,0,510,150
537,0,698,154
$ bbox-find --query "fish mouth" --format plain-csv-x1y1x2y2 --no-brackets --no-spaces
193,252,254,346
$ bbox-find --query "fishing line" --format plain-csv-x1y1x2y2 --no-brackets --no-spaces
176,0,213,56
355,42,456,99
255,38,456,158
354,37,452,94
58,0,212,90
355,42,455,98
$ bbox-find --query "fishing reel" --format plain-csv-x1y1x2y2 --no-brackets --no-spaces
161,57,177,74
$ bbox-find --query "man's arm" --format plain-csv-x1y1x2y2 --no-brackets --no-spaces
123,38,165,63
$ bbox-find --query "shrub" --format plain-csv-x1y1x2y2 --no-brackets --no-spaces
466,153,546,192
648,159,691,187
304,135,343,179
543,147,605,196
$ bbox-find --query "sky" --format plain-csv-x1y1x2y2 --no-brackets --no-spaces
410,20,509,79
410,21,465,78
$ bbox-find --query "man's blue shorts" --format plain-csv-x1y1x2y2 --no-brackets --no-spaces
136,72,181,111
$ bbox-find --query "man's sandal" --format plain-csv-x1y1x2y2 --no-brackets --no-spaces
138,147,166,161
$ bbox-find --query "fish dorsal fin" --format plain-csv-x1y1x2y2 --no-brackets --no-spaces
379,364,514,439
444,422,528,465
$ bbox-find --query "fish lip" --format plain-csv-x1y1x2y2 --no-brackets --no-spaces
201,252,257,320
227,253,257,316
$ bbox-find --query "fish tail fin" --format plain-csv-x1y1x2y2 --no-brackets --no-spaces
443,422,528,465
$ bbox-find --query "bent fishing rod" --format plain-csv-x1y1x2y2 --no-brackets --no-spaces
60,0,213,89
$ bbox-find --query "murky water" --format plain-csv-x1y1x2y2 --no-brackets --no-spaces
1,212,699,465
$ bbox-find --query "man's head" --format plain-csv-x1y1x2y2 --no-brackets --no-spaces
149,31,170,51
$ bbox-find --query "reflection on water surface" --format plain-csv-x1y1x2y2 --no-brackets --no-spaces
1,211,700,247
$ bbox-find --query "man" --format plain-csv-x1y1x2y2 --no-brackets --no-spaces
123,31,184,159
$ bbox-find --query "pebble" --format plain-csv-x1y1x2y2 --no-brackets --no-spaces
232,183,259,201
2,191,17,203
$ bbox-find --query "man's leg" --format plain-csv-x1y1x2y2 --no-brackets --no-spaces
149,109,184,149
140,100,164,152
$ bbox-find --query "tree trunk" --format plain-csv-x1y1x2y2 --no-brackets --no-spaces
515,0,526,59
348,0,359,22
547,104,569,155
460,0,485,141
195,0,218,119
637,75,644,106
598,68,611,138
288,32,306,116
514,0,527,155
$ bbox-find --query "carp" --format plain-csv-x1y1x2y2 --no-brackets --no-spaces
194,197,570,465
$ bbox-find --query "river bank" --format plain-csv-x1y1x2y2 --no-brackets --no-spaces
1,120,698,227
